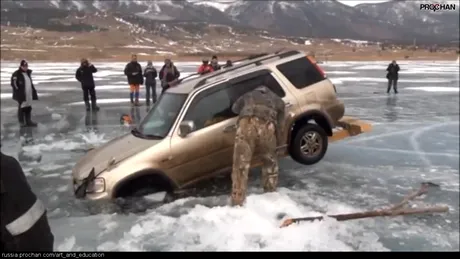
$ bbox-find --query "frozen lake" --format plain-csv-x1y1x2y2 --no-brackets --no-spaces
0,60,459,251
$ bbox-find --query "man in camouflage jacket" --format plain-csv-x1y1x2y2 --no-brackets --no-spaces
230,85,285,206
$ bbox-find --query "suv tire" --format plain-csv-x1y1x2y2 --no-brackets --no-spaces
290,123,328,165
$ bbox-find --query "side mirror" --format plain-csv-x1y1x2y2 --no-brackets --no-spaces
178,120,195,137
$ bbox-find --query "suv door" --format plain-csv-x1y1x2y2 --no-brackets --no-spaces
168,83,237,186
168,71,299,187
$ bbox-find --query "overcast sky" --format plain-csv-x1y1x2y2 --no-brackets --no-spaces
338,0,389,6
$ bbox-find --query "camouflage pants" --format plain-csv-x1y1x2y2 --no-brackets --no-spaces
231,116,278,206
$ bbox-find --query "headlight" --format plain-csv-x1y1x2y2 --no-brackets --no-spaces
86,177,105,193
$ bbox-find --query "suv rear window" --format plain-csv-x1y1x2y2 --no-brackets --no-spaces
276,57,325,89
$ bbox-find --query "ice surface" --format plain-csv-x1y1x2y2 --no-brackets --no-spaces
0,61,458,251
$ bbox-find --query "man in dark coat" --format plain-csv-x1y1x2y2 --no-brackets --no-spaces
224,60,233,68
386,60,400,94
159,59,180,94
75,58,99,111
1,151,54,251
10,60,39,127
230,85,285,206
143,60,158,105
124,54,144,106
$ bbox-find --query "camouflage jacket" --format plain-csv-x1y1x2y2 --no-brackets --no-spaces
232,86,285,140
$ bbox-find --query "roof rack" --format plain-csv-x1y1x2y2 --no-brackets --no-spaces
193,50,301,89
176,52,275,84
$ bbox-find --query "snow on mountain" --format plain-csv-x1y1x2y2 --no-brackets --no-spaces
1,0,457,44
186,0,238,12
357,0,459,43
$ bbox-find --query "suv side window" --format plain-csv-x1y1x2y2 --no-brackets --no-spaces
183,73,287,132
276,57,325,89
228,74,286,100
183,86,232,132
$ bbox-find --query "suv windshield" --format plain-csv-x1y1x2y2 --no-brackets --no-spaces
134,93,187,139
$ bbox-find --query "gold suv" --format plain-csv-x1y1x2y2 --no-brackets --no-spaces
72,50,372,200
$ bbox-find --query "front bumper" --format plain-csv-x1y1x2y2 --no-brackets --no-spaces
329,116,372,143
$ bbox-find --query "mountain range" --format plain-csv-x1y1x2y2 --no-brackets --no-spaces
1,0,459,45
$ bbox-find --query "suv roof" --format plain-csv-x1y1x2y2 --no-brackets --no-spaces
168,50,305,95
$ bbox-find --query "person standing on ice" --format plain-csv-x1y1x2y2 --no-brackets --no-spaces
10,60,39,127
159,58,180,94
230,83,285,206
197,58,214,75
124,54,144,106
75,58,99,111
143,60,158,106
1,151,54,251
210,55,221,71
386,60,400,94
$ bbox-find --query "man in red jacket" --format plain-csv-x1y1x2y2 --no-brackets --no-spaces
197,58,214,75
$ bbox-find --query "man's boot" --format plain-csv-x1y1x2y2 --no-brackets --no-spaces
91,99,100,111
85,101,91,111
145,88,151,106
130,92,134,106
17,107,26,127
24,107,37,127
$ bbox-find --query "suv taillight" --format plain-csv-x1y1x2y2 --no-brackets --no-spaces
306,56,326,78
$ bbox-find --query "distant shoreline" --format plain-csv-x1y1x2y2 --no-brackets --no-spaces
1,55,457,63
1,50,458,63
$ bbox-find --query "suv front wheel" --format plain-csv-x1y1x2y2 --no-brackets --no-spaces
290,123,328,165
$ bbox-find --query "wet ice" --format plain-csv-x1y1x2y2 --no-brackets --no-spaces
0,60,458,251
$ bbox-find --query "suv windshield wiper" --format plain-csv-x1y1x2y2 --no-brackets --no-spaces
131,128,163,139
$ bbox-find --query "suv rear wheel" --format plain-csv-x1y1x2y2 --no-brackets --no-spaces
290,123,328,165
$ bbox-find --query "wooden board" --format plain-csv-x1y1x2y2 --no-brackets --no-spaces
329,116,373,143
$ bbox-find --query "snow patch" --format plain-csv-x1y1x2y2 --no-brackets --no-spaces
191,1,231,12
156,51,176,56
67,99,133,106
404,87,459,93
1,93,52,99
95,191,386,251
7,48,47,52
123,45,157,49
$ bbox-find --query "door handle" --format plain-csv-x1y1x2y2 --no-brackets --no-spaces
223,124,236,132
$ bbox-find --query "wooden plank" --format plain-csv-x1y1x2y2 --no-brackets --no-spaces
329,117,373,143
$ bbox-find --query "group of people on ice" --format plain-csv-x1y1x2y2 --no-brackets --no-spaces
8,56,399,128
75,54,234,111
76,54,181,110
